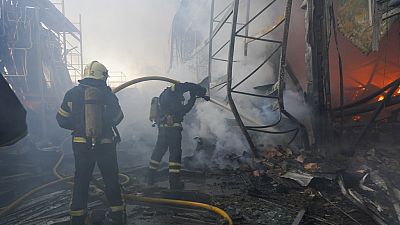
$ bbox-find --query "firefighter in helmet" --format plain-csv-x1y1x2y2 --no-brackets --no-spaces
56,61,125,225
147,82,209,190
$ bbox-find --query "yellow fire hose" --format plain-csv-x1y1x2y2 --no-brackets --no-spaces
0,76,234,225
112,76,180,93
0,176,73,218
124,195,233,225
0,137,233,225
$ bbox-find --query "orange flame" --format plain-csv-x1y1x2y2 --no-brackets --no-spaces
378,95,385,101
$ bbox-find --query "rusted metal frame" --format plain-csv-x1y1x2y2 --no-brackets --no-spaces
213,1,233,20
190,1,232,60
227,0,307,151
282,109,311,150
277,0,293,109
246,112,282,129
248,127,298,134
212,40,230,58
250,0,305,143
353,79,400,148
232,44,281,90
211,57,238,62
235,34,282,43
210,4,233,41
235,0,278,35
78,14,83,76
61,0,67,65
227,0,258,156
231,90,278,99
245,17,286,45
216,83,227,92
213,20,245,25
208,0,214,89
210,81,227,90
244,0,251,56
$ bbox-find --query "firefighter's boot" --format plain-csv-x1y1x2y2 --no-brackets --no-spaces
169,173,184,190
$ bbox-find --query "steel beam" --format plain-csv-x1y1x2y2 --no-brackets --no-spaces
227,0,258,156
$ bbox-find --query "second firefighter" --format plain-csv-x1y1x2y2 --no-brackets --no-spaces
147,82,209,190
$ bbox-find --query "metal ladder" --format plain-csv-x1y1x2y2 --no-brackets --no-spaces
208,0,309,156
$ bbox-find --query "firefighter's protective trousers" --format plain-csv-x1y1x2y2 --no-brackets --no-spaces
70,141,124,223
149,126,183,176
56,78,125,224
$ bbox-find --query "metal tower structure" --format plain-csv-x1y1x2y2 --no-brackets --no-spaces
206,0,309,155
0,0,80,141
51,0,84,84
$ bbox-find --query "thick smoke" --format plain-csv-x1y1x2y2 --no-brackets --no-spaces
63,1,309,168
65,0,180,75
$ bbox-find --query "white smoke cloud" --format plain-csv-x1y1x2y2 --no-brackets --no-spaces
65,0,180,76
62,1,309,168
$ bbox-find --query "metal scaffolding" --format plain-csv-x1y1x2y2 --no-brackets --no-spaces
207,0,309,155
51,0,84,84
0,0,79,141
167,0,310,155
107,71,128,87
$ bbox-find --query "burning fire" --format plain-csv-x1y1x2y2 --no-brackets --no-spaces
378,95,385,101
352,115,361,121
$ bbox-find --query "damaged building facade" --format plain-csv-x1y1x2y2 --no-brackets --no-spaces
1,0,400,225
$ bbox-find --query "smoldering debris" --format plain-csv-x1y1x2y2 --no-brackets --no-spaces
0,139,379,225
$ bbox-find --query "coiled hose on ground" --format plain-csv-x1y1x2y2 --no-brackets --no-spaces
0,76,233,225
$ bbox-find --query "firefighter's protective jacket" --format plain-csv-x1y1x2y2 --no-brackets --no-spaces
56,78,123,141
159,82,205,124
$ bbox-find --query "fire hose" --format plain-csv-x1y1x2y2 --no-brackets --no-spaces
55,138,233,225
0,137,233,225
112,75,264,126
0,76,234,225
115,76,233,225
